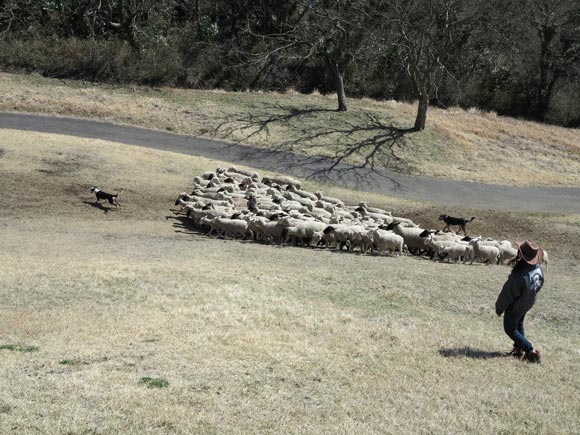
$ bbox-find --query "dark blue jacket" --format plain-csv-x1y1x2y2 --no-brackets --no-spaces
495,261,544,317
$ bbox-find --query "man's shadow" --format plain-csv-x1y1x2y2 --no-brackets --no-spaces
83,201,115,214
439,347,506,360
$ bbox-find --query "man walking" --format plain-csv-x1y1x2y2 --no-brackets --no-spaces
495,240,545,363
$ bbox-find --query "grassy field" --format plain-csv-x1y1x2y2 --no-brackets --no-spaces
1,130,579,434
1,72,580,188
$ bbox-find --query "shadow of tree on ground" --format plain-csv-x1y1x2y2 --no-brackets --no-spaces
210,102,413,185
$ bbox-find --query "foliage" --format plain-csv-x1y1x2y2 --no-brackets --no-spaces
0,0,579,125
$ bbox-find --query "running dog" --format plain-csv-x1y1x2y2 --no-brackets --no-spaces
90,187,120,207
438,214,475,235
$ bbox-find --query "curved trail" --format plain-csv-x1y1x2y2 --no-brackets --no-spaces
1,112,579,213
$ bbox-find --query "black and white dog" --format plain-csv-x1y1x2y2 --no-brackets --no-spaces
90,187,120,207
438,214,475,235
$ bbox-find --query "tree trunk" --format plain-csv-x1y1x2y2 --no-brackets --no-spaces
334,64,348,112
534,24,557,121
413,93,429,131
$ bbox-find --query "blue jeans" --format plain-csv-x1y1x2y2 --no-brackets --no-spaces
503,312,533,352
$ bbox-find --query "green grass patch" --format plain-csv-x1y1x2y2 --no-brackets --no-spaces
0,344,39,353
138,377,169,389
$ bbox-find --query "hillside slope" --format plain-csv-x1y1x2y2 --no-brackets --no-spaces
2,72,579,187
0,131,579,434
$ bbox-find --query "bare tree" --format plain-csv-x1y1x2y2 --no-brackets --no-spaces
94,0,159,53
526,0,579,120
250,0,374,112
388,0,475,131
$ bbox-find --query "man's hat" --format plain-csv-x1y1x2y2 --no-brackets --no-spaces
516,240,544,265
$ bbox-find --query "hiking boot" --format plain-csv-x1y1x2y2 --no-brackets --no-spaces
523,349,541,363
507,347,524,358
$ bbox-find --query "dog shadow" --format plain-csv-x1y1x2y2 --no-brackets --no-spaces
83,201,115,214
439,347,506,360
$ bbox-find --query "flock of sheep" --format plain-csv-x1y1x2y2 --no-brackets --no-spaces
174,167,542,267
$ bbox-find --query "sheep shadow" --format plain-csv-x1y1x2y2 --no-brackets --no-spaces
83,200,115,214
439,347,506,360
166,212,200,236
167,212,281,246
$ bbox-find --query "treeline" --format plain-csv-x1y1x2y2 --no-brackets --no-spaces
1,0,579,128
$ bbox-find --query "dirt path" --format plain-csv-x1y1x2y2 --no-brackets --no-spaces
2,112,579,213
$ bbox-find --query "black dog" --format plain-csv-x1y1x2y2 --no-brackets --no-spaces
438,214,475,235
90,187,120,207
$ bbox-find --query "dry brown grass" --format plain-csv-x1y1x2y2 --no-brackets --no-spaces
1,72,580,187
0,131,579,434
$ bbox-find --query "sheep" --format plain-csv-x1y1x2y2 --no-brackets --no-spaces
187,206,233,227
263,175,301,189
386,222,426,255
392,217,418,228
280,221,327,246
206,177,222,187
442,243,473,264
468,238,500,265
304,204,333,221
181,169,540,270
200,216,252,239
315,200,337,214
287,185,317,201
201,171,217,180
191,188,230,201
247,195,282,211
248,216,284,242
227,167,260,181
421,230,459,242
281,191,316,207
368,229,404,256
423,235,458,260
356,202,392,216
186,194,234,208
323,225,367,251
311,230,331,248
498,245,518,265
315,191,344,206
355,205,393,224
280,200,306,212
191,184,227,194
331,206,356,219
541,249,549,271
175,192,199,207
344,226,370,252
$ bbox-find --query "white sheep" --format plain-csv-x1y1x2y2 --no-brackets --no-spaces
281,221,327,246
368,229,405,256
200,216,251,239
315,191,344,206
357,202,392,216
386,222,426,255
323,225,367,251
468,238,500,265
227,167,260,181
287,185,317,201
442,243,473,264
263,175,301,189
541,249,549,271
498,245,518,265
